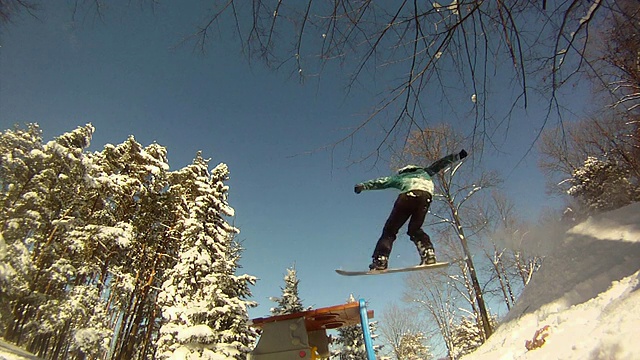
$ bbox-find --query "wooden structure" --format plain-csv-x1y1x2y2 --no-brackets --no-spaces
248,299,375,360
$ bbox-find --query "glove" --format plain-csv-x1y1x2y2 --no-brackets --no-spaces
459,149,468,159
354,184,364,194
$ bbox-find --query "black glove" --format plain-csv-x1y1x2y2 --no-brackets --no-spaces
459,149,468,159
354,184,364,194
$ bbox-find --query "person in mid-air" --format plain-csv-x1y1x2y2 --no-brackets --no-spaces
354,150,468,270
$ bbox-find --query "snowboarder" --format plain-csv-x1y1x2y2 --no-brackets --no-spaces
354,150,468,270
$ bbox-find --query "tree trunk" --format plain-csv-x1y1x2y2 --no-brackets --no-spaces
110,284,138,360
488,245,516,310
50,319,71,360
139,303,159,360
499,253,516,306
450,204,493,339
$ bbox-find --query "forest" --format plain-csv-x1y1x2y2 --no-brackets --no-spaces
0,125,256,359
1,0,639,359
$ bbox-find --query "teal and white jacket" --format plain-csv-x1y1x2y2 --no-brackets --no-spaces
356,152,464,195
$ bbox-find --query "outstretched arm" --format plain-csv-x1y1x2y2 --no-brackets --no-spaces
354,176,398,193
425,149,467,176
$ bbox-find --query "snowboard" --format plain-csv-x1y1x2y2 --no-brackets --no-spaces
335,260,461,276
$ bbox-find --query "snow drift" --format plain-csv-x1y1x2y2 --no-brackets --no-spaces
0,339,41,360
465,202,640,360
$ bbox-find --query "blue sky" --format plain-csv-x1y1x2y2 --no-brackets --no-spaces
0,2,589,321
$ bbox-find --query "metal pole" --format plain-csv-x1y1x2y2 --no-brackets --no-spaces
358,299,376,360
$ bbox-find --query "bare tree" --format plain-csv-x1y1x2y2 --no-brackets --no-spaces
0,0,38,24
394,124,499,344
538,112,640,215
404,232,488,359
383,166,538,356
540,0,639,183
589,0,640,184
186,0,616,158
479,191,542,311
379,302,433,360
6,1,625,158
404,259,458,358
531,0,640,222
589,0,640,116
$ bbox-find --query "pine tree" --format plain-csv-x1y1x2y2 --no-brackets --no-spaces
0,232,14,325
395,331,431,360
269,265,307,315
65,285,113,359
91,135,174,360
0,124,101,358
331,296,381,360
333,320,382,360
450,315,496,359
156,154,257,360
0,124,41,316
333,323,366,360
0,124,257,360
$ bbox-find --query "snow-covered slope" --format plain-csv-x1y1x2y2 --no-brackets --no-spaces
465,203,640,360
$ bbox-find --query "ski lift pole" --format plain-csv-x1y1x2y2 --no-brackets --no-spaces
358,299,376,360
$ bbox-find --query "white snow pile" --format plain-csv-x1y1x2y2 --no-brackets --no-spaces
0,340,40,360
465,202,640,360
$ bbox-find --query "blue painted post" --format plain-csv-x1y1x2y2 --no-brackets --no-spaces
359,299,376,360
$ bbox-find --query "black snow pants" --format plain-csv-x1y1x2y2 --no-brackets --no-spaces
372,190,434,258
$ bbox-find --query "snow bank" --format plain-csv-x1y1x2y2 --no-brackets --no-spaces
0,340,41,360
464,203,640,360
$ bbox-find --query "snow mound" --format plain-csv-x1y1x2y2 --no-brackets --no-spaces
464,202,640,360
0,340,41,360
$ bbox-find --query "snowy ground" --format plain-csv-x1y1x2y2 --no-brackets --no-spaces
0,340,40,360
464,202,640,360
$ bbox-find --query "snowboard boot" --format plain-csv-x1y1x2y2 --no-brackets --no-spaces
369,255,388,271
412,238,437,265
420,248,437,265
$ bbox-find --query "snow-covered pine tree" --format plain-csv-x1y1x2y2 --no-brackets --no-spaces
0,232,13,326
63,285,113,359
0,124,261,359
567,156,637,214
156,153,257,360
333,322,366,360
0,124,43,319
269,265,308,315
331,296,381,360
0,124,103,357
395,331,431,360
1,124,258,359
449,315,497,359
91,134,173,360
